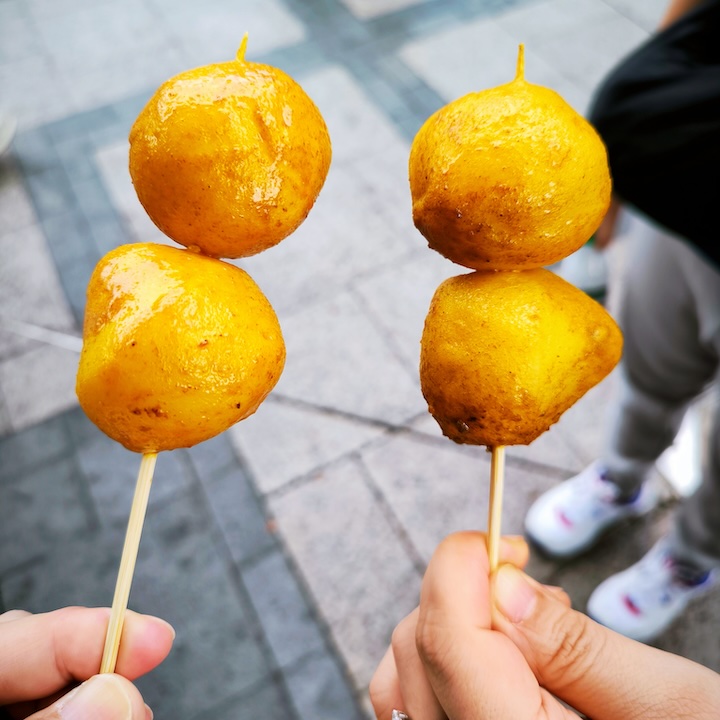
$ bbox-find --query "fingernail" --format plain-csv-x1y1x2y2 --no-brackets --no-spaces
494,565,537,623
58,675,132,720
145,703,154,720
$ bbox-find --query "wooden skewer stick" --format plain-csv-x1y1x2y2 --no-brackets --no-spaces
487,445,506,573
100,452,157,674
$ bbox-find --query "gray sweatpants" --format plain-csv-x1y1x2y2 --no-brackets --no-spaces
601,212,720,569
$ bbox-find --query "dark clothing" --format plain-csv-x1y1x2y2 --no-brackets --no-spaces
588,0,720,267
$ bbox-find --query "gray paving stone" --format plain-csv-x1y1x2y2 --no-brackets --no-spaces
229,398,383,494
239,156,416,316
88,122,132,151
51,254,98,321
0,222,77,361
11,127,58,176
0,55,77,129
67,44,188,117
516,0,648,91
602,0,668,32
242,548,325,667
45,105,119,144
495,0,624,43
0,391,12,437
199,464,277,565
152,0,307,69
272,291,425,426
76,436,195,528
0,455,95,574
0,344,80,432
39,211,94,269
68,174,115,223
1,531,124,610
398,14,591,112
252,40,330,82
237,66,417,316
269,457,421,690
110,91,155,130
504,423,587,474
302,66,408,165
130,489,274,720
361,430,562,563
189,681,293,720
25,0,117,22
552,369,620,466
64,404,104,445
94,139,170,246
284,648,365,720
187,432,239,481
0,162,37,235
339,0,429,20
24,166,77,219
33,0,167,75
89,213,132,257
352,249,456,374
0,413,69,479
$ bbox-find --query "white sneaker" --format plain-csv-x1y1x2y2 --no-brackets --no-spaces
587,539,715,642
524,463,657,558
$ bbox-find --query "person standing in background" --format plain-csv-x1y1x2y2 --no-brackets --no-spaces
526,0,720,642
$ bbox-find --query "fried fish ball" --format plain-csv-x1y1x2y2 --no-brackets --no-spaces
409,51,610,270
129,36,331,259
76,243,285,453
420,269,622,446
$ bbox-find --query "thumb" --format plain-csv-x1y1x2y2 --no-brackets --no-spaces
492,564,720,720
26,674,152,720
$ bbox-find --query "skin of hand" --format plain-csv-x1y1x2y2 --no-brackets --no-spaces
659,0,705,28
370,532,720,720
0,607,175,720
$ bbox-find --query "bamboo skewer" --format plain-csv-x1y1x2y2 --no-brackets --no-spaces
487,445,505,573
100,452,158,674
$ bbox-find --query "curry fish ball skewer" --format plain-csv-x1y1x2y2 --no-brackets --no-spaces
76,243,286,672
410,45,616,570
78,33,331,672
419,270,622,570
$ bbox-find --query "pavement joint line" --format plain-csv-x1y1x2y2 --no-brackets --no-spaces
266,392,416,431
356,451,427,574
0,316,83,353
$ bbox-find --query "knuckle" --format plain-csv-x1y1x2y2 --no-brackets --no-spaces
390,610,417,661
537,610,604,692
415,610,454,674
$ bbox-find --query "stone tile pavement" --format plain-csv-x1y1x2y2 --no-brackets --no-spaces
1,0,718,718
